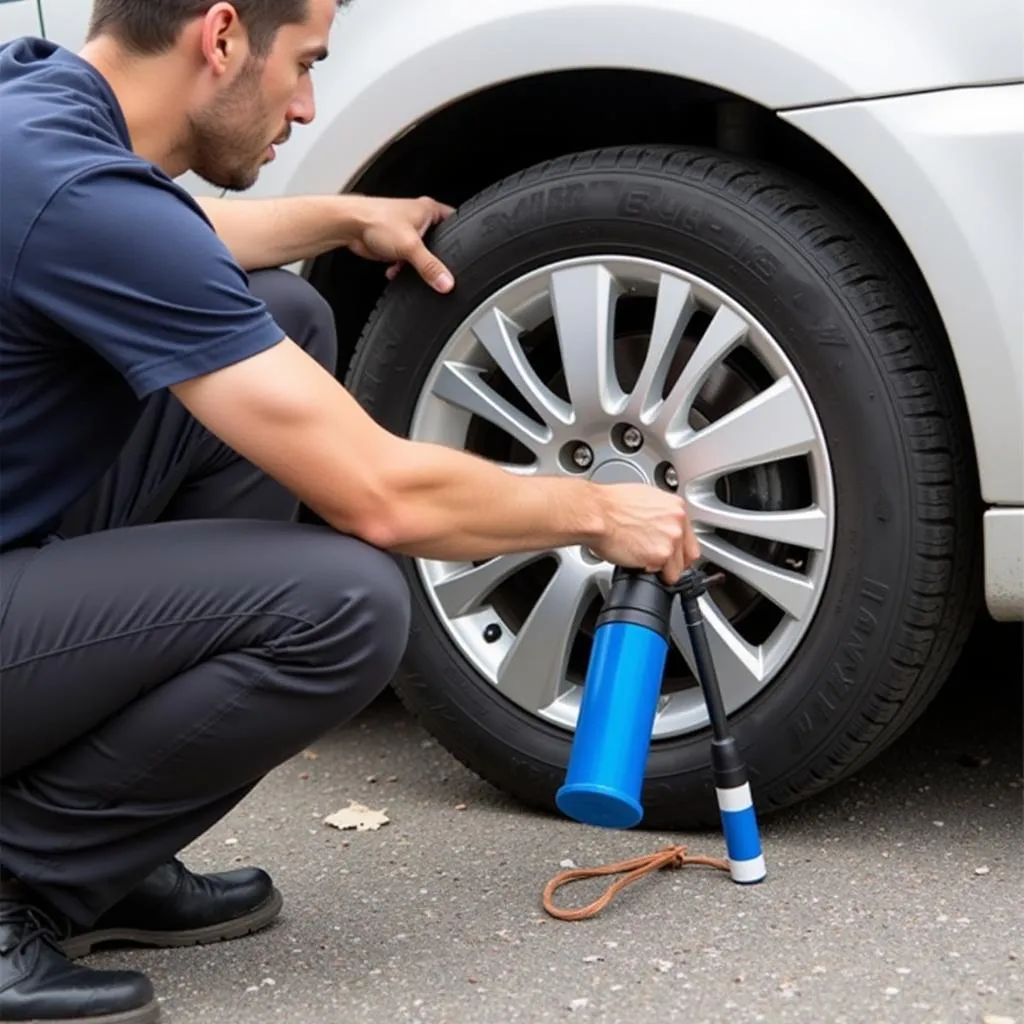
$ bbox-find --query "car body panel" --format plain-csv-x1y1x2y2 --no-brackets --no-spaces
985,510,1024,622
0,0,41,41
212,0,1024,202
782,85,1024,509
33,0,1024,202
34,0,1024,108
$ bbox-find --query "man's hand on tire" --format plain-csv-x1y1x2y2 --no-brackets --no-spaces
345,195,457,294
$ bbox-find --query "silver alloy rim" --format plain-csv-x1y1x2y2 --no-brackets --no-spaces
409,256,835,738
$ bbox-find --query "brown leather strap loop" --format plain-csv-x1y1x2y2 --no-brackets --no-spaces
542,844,730,921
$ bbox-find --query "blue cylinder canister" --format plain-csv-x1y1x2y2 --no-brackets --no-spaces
556,566,767,885
556,570,673,830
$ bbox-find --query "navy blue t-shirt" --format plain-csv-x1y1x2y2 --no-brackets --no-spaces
0,37,287,549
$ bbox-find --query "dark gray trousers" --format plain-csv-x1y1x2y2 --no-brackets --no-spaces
0,270,410,927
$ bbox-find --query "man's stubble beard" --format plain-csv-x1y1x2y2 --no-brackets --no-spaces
186,56,275,192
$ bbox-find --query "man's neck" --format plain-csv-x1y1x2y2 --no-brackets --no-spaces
77,38,193,179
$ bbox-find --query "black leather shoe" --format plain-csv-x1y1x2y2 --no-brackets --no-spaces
0,882,158,1023
61,859,282,960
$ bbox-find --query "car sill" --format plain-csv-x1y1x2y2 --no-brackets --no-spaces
984,509,1024,621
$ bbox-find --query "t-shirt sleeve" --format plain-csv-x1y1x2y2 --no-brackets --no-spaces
15,161,287,398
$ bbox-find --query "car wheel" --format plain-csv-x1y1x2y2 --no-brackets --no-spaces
344,146,980,828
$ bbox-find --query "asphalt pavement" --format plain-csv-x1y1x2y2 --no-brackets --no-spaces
86,621,1022,1024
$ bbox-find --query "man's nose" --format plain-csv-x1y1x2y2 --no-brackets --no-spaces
289,76,316,125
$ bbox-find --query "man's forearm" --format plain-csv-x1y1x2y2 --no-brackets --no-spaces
172,339,609,562
369,441,608,560
196,194,369,271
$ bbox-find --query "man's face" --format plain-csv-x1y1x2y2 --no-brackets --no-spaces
188,0,335,191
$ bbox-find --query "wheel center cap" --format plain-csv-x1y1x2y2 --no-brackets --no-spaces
590,459,649,486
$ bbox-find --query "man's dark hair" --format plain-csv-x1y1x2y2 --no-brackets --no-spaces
88,1,312,57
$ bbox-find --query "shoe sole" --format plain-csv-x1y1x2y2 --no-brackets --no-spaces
18,999,161,1024
59,887,284,960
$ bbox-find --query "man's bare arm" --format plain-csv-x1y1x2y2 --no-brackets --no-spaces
195,194,456,294
169,340,699,575
195,195,370,271
170,338,605,559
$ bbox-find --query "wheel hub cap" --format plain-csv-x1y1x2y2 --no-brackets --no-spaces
589,458,648,486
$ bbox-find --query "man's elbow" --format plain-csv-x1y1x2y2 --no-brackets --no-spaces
330,484,442,555
314,479,411,553
345,506,405,553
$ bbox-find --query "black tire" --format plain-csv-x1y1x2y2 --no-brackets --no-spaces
344,145,981,828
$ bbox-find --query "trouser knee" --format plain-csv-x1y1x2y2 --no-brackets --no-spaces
334,548,412,700
275,530,412,708
248,268,338,375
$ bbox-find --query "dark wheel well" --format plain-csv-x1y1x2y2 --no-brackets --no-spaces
306,68,951,400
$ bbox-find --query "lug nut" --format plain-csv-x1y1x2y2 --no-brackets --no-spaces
483,623,502,643
663,466,679,490
571,443,594,469
621,426,643,451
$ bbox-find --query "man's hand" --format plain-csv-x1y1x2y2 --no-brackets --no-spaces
346,196,456,293
590,484,702,585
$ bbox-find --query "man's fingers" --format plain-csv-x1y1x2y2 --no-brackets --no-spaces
660,554,684,586
419,196,456,222
683,519,702,566
405,235,454,293
414,202,456,241
685,534,702,566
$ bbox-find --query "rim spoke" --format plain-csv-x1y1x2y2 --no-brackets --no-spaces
626,275,694,423
434,551,548,619
655,305,748,442
432,361,551,454
686,491,829,550
496,558,595,714
550,264,627,423
671,597,766,709
699,535,816,620
673,376,817,480
471,307,573,429
495,462,539,477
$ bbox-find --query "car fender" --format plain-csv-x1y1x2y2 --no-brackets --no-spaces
228,0,1023,201
782,85,1024,506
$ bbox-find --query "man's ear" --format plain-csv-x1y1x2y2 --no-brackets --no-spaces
196,2,251,79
